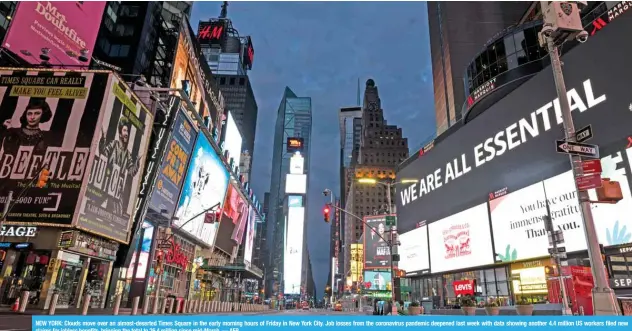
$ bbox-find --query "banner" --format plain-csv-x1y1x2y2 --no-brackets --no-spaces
363,215,391,269
78,78,153,243
0,69,108,225
147,110,197,219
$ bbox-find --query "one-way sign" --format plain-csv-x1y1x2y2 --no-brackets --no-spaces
556,140,600,159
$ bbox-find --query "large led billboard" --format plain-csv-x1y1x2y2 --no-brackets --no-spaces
285,174,307,194
3,2,106,66
244,205,257,265
396,12,632,236
77,75,154,244
399,225,430,273
175,134,229,245
0,69,109,227
490,147,632,262
284,206,304,295
350,243,363,282
363,271,391,291
289,153,304,174
363,215,391,269
221,111,243,168
428,203,494,273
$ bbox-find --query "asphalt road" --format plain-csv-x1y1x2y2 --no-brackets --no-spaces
0,314,31,331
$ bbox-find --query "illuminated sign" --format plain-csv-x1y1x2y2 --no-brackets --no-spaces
289,153,304,174
0,226,37,237
242,36,254,70
287,137,304,153
198,21,226,45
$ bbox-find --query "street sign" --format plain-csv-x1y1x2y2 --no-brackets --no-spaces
581,159,603,174
576,173,603,191
575,125,593,143
556,140,599,158
158,243,172,249
385,216,397,226
548,230,565,245
548,247,567,254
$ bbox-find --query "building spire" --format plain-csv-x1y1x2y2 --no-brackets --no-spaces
220,1,228,18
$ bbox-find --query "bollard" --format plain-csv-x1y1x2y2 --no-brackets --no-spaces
160,297,168,314
151,295,160,315
48,293,59,315
113,294,122,315
19,291,29,313
81,294,91,315
183,300,189,314
168,298,175,314
131,296,140,315
196,300,200,313
206,301,210,312
211,301,217,312
142,295,151,315
192,300,197,313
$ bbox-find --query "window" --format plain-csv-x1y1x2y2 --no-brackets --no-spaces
220,77,226,85
230,78,236,85
239,77,245,85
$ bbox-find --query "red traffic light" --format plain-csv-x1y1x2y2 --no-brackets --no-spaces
323,206,331,222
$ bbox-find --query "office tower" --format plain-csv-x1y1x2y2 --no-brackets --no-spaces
266,87,312,300
428,1,531,135
197,3,258,175
343,79,408,289
253,191,270,293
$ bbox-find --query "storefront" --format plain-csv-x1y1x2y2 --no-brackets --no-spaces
605,244,632,315
147,228,194,300
509,258,552,304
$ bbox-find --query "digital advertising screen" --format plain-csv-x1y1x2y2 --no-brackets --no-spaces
290,153,304,175
363,271,391,291
0,69,108,226
78,76,154,243
135,221,154,279
399,225,430,273
288,195,303,208
148,109,198,219
287,137,304,153
244,205,257,264
284,206,305,295
231,200,249,245
428,203,494,273
350,243,363,282
197,20,227,46
363,215,391,269
395,12,632,235
3,1,106,66
174,134,229,245
285,174,307,194
222,111,243,168
242,36,254,70
170,30,205,120
223,185,242,224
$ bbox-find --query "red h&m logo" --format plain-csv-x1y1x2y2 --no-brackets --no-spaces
246,44,254,64
590,18,608,36
199,24,223,40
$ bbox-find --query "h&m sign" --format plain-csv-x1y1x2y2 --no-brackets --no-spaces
0,226,37,237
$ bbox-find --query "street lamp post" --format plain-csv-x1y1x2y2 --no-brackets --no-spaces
356,178,417,307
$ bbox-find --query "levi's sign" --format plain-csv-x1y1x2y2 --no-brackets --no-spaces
399,79,606,207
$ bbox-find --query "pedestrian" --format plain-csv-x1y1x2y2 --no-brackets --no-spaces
386,300,393,315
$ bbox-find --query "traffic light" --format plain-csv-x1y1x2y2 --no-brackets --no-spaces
323,205,331,222
36,168,51,188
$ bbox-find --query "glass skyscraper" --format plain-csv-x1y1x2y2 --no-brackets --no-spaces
266,87,313,298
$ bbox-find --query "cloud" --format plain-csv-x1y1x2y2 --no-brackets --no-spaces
191,1,434,297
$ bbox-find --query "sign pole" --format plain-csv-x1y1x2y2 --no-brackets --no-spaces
542,29,619,315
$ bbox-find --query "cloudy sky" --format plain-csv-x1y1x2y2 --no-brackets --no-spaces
191,1,435,295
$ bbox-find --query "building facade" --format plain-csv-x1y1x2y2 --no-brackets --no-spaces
342,79,409,296
265,87,312,300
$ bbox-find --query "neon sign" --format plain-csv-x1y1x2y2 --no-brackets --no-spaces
165,239,189,269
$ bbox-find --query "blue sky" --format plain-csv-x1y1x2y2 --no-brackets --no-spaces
191,1,435,296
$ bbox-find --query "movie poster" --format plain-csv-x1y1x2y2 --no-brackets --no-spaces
363,215,391,269
77,78,153,243
0,69,108,224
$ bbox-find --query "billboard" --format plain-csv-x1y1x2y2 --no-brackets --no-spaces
174,134,229,245
221,111,242,169
285,174,306,194
231,201,249,245
396,12,632,234
147,110,198,219
363,271,391,291
197,20,227,46
171,33,204,118
287,137,304,153
288,195,303,208
0,69,108,225
242,36,254,70
284,206,304,294
3,2,106,66
135,221,154,279
244,205,256,264
78,78,153,243
289,153,304,175
363,215,391,269
399,225,430,273
350,243,363,282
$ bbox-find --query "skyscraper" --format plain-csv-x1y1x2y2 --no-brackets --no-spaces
343,79,408,290
427,1,531,135
197,3,258,180
266,87,312,299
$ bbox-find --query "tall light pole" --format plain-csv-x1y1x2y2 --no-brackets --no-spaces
357,178,417,307
538,1,619,315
